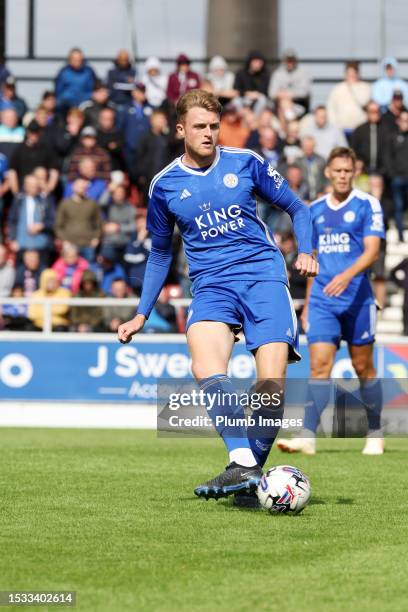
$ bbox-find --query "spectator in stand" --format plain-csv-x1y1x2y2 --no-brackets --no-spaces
327,61,370,134
281,120,302,165
79,81,111,128
0,108,25,160
234,50,269,113
382,90,407,134
64,157,108,202
106,49,136,110
55,178,102,262
166,54,201,105
245,107,283,149
219,101,250,148
252,125,282,167
102,183,135,259
390,258,408,335
206,56,237,104
8,174,55,263
0,59,11,88
384,111,408,242
67,126,111,181
15,249,44,295
0,151,10,236
53,108,85,173
353,159,370,193
96,107,124,171
141,57,167,109
91,247,126,295
285,164,309,202
0,284,32,331
300,105,347,159
103,277,135,333
28,268,71,332
70,269,105,333
32,166,56,203
52,241,89,293
123,211,151,295
351,101,387,174
0,76,28,123
277,230,307,321
372,58,408,112
8,120,59,194
40,91,57,124
143,287,177,333
0,244,15,296
55,48,96,112
295,136,327,202
268,49,311,115
120,82,152,175
136,110,171,200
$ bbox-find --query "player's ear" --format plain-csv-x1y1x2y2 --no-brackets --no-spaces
176,122,185,139
324,165,331,180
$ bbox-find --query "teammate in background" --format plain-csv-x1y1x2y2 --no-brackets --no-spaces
118,89,318,502
278,147,385,456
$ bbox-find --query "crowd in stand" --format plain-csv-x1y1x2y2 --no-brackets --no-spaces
1,47,408,334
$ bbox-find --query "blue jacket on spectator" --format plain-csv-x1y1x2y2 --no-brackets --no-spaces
123,231,151,293
9,194,55,251
106,62,136,107
91,261,126,295
55,63,96,110
63,178,107,202
118,102,152,155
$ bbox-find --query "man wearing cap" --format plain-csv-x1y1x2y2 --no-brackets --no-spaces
8,120,59,194
268,49,311,114
382,89,407,134
166,54,201,105
372,58,408,112
67,126,112,181
0,76,28,123
119,81,153,176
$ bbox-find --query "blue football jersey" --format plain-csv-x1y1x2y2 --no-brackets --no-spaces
310,189,385,308
146,146,312,291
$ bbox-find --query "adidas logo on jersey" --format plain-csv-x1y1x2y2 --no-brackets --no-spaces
180,189,191,200
361,331,370,339
286,328,293,338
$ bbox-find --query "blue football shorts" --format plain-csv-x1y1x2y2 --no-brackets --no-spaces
186,280,300,362
306,299,377,347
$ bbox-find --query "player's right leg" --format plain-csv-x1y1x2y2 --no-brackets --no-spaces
187,321,262,500
277,342,336,454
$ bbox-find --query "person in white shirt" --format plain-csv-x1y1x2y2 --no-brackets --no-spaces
327,61,370,133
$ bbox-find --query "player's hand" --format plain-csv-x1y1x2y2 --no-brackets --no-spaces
294,253,319,277
117,314,146,344
323,271,352,297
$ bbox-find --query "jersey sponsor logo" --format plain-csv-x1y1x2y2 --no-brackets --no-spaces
267,164,284,189
343,210,356,223
318,232,351,254
223,173,239,188
194,204,245,240
180,189,191,200
370,212,384,232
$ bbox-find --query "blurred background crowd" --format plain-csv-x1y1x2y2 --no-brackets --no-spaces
0,47,408,335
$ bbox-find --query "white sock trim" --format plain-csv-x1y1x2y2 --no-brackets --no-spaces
229,448,258,467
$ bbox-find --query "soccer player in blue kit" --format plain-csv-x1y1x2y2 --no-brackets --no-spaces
118,90,318,500
278,147,385,456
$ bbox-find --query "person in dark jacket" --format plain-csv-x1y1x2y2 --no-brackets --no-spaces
52,108,85,173
351,101,387,174
135,110,171,200
55,48,96,112
118,82,152,177
79,81,111,128
70,269,105,332
102,184,135,260
123,211,151,295
390,258,408,335
234,50,270,103
166,54,201,105
106,50,136,109
384,111,408,241
96,106,125,171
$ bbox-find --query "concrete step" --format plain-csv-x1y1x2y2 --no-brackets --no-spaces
376,319,403,334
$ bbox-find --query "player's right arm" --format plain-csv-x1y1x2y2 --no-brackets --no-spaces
118,183,175,344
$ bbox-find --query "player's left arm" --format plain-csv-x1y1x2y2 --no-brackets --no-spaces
324,200,384,297
251,156,318,277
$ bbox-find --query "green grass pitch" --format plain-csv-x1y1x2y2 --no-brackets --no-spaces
1,429,408,612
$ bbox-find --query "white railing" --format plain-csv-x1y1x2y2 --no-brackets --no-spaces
0,296,306,335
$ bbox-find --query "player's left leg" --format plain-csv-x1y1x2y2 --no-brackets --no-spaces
348,342,384,455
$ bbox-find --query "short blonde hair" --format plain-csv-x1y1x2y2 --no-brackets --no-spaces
176,89,222,122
